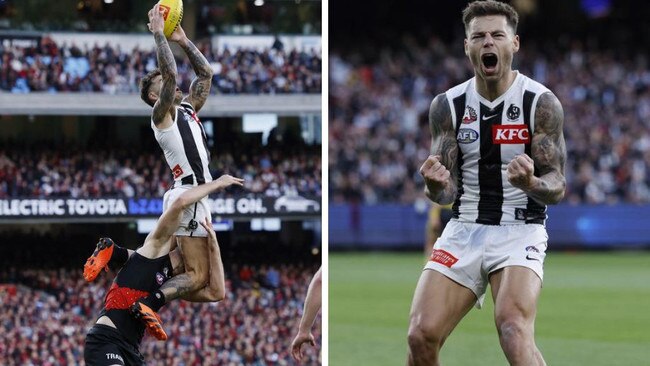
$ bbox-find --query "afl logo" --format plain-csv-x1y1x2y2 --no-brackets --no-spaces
155,272,164,285
462,106,477,124
506,104,520,121
457,128,479,144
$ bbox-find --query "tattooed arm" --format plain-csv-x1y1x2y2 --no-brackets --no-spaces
420,94,459,205
168,26,213,112
148,5,178,126
507,92,566,204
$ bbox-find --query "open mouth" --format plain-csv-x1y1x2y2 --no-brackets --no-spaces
481,53,498,73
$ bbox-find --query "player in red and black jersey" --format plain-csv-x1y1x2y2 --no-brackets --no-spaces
83,175,243,366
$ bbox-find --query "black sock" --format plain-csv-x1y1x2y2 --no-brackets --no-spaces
108,245,129,270
141,290,166,312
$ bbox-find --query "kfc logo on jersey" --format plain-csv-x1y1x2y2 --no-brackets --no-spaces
462,106,477,124
492,125,530,144
172,164,184,179
429,249,458,268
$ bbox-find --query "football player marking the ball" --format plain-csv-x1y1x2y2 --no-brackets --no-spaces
406,1,566,366
132,3,218,331
83,175,243,366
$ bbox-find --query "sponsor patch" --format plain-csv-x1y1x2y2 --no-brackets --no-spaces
429,249,458,268
462,106,477,124
506,103,521,121
172,164,184,179
457,128,479,144
492,125,530,144
155,272,164,285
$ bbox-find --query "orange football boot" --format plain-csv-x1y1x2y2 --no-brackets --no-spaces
83,238,114,282
130,301,168,341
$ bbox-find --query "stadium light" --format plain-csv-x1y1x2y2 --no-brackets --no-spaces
104,0,114,3
254,0,264,6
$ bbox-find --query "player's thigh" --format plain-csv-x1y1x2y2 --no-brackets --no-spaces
177,236,210,274
409,269,477,338
489,266,542,323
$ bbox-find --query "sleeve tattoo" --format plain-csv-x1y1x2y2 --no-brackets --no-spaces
180,40,213,112
528,92,567,204
426,93,459,205
152,31,178,124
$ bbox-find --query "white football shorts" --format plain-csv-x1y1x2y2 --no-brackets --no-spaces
162,186,212,237
424,219,548,308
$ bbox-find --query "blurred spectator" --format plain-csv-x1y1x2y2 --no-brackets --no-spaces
329,38,650,205
0,143,321,199
0,265,321,366
0,37,321,95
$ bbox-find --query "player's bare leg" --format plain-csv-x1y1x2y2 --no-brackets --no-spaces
162,236,211,299
490,267,546,366
181,219,227,302
406,270,476,366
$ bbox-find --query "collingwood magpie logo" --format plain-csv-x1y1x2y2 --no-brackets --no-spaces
506,104,520,121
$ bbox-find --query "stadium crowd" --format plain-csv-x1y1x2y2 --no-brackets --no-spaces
0,36,321,95
0,144,321,199
0,264,321,365
329,38,650,204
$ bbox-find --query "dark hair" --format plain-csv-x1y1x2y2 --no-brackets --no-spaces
462,0,519,34
139,69,161,107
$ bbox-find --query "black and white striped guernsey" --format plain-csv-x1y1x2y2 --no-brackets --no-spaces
152,102,212,187
445,72,550,225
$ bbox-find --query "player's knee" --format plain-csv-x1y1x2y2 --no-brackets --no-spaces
496,318,530,346
407,319,445,353
207,286,226,302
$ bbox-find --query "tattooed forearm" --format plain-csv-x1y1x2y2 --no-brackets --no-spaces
154,31,178,78
179,40,213,78
179,39,213,111
528,92,567,204
425,93,459,204
152,31,178,124
159,273,199,302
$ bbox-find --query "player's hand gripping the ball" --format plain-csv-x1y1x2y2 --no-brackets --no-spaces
507,154,536,191
168,25,188,44
420,155,451,198
147,4,165,34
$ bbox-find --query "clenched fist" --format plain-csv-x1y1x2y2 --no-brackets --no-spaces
420,155,451,196
507,154,536,190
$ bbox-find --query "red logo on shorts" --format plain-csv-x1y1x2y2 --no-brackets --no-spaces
429,249,458,268
492,125,530,144
159,5,171,20
172,164,184,179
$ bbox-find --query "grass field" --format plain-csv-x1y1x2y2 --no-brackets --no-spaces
329,252,650,366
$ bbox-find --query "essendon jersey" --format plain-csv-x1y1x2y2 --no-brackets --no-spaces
152,102,212,187
445,72,550,225
98,253,172,346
